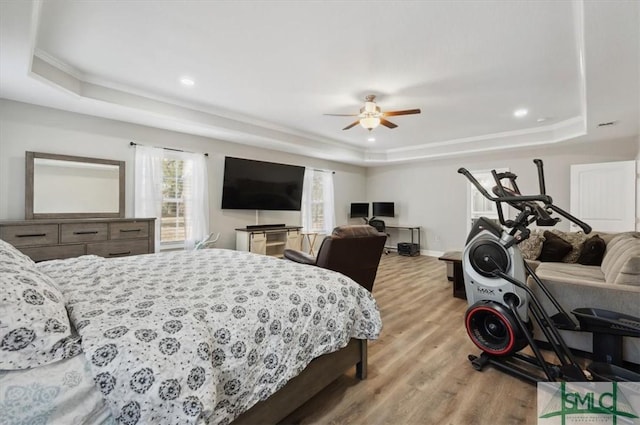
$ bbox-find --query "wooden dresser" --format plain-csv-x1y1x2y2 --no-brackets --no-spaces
0,218,155,262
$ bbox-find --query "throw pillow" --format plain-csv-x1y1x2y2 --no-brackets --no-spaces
518,230,545,260
538,231,572,262
0,238,35,267
577,234,606,266
550,229,588,263
0,240,81,370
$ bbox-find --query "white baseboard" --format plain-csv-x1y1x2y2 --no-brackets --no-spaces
421,249,445,257
387,247,446,257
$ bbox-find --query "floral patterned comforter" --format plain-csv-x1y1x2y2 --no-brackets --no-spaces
37,249,382,425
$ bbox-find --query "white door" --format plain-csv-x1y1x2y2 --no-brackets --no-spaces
570,160,636,232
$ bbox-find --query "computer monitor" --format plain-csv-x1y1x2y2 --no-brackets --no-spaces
350,202,369,218
372,202,395,217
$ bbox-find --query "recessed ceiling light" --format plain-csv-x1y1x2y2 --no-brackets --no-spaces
180,77,195,86
367,137,375,142
513,109,528,118
536,117,547,123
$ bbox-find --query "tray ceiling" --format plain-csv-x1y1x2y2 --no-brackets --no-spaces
1,1,638,165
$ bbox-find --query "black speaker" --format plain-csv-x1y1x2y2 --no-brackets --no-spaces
397,242,419,256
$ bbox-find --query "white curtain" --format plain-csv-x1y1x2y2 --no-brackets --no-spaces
134,145,209,251
301,168,335,234
134,145,164,252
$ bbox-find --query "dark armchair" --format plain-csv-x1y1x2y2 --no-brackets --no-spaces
283,225,387,292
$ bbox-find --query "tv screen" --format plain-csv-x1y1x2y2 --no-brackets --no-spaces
372,202,395,217
221,157,305,211
350,202,369,218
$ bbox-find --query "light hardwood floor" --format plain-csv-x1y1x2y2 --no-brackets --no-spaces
281,253,538,425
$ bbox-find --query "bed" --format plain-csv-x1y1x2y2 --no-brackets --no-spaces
0,240,382,425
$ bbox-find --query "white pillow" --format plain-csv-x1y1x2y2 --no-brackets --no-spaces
0,239,82,370
0,238,35,266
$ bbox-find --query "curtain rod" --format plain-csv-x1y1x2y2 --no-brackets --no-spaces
129,141,208,157
310,167,335,174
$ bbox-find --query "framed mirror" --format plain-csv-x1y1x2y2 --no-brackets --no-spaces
25,151,125,219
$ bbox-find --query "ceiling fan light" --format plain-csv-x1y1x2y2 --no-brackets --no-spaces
364,101,377,113
359,116,381,130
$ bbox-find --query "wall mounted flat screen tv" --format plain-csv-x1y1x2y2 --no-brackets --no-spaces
350,202,369,218
372,202,395,217
221,157,305,211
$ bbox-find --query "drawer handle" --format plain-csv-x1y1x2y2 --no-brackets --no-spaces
109,251,131,257
16,233,46,238
73,231,99,235
120,229,141,233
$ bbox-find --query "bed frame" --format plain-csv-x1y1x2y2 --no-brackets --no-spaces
232,339,367,424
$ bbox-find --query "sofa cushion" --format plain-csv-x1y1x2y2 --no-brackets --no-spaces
602,233,640,284
601,232,638,273
615,256,640,286
577,234,606,266
519,230,545,260
538,231,572,262
534,262,605,285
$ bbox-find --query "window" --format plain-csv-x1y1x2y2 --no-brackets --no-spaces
161,158,186,243
301,169,335,234
134,145,209,251
467,168,508,233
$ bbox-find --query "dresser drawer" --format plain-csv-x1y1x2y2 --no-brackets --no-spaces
0,224,58,247
61,223,108,243
87,240,149,258
20,244,86,262
110,221,150,240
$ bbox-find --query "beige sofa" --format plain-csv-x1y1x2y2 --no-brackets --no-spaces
525,231,640,365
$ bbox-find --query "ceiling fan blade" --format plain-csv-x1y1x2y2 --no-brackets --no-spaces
383,108,421,117
342,120,360,130
324,113,358,117
380,118,398,129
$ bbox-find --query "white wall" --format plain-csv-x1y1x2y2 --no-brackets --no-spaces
0,100,367,249
2,99,637,254
366,137,638,255
637,135,640,231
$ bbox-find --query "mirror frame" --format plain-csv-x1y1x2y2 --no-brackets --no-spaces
25,151,125,219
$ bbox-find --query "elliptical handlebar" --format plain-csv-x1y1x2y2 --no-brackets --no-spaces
457,167,553,204
548,204,591,234
458,160,592,234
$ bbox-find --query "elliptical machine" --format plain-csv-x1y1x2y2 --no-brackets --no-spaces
458,159,640,383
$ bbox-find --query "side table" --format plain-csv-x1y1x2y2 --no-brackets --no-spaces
438,251,466,300
301,232,318,256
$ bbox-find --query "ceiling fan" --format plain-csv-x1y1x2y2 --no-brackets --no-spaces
325,95,421,131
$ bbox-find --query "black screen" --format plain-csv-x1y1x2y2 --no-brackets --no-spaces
350,203,369,218
221,157,305,211
372,202,395,217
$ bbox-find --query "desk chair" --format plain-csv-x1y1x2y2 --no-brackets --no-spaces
368,219,390,255
283,225,386,292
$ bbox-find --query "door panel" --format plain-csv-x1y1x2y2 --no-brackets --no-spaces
570,160,636,232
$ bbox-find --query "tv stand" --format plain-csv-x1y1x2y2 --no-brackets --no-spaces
246,223,286,230
235,225,302,258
